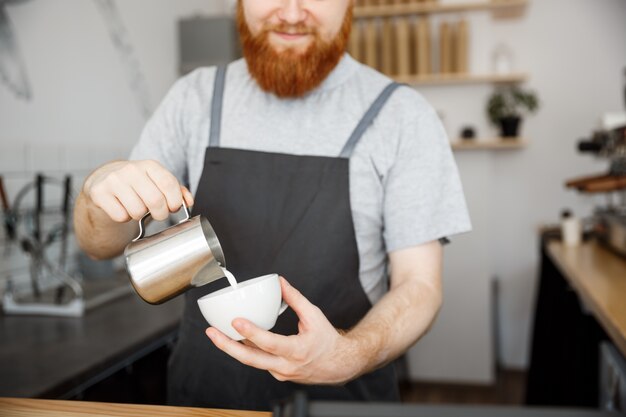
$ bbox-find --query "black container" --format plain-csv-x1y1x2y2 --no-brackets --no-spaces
499,116,521,138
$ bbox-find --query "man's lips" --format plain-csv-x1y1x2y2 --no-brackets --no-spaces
272,31,311,41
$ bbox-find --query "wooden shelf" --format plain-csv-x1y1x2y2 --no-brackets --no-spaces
354,0,528,18
451,138,528,150
394,72,527,85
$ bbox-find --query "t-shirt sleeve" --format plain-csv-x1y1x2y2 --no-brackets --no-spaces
129,76,191,186
383,107,472,252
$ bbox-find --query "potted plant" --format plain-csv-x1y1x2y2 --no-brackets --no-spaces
486,86,539,138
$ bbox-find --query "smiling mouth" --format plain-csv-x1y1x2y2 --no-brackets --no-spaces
273,31,311,41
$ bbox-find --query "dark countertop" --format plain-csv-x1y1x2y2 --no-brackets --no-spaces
0,290,184,398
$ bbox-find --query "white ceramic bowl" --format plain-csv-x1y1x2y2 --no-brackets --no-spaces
197,273,286,341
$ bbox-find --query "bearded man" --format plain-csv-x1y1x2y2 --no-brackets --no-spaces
74,0,471,411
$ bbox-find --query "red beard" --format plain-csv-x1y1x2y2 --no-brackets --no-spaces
237,3,353,98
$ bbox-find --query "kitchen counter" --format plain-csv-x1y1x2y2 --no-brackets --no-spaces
0,397,268,417
0,397,617,417
547,240,626,358
526,237,626,406
0,290,184,398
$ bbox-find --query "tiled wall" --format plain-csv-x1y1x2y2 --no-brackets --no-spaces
0,143,131,298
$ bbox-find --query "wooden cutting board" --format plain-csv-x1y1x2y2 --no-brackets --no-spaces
348,20,363,62
416,16,431,75
364,19,379,70
566,173,626,193
381,18,395,75
583,176,626,193
395,17,411,76
566,173,614,189
0,397,268,417
456,18,469,73
439,21,452,74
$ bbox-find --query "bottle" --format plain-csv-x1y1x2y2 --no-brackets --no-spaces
623,66,625,109
561,209,582,247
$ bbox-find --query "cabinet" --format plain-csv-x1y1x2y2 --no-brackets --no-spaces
600,342,626,413
349,0,530,150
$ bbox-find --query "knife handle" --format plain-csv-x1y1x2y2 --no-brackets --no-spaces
0,176,9,212
34,173,44,242
62,175,72,215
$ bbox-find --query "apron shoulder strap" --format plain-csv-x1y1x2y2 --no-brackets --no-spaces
208,65,228,148
339,82,404,159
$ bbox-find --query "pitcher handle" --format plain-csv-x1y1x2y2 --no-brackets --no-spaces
132,201,191,242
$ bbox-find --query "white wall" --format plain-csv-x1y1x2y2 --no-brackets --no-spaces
1,0,625,375
1,0,229,149
406,151,497,383
0,0,228,292
491,0,626,368
412,0,626,371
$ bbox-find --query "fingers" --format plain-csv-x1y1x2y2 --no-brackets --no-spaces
241,339,259,349
205,327,284,371
90,172,146,221
128,171,170,221
145,162,185,214
90,193,130,223
86,160,193,223
232,318,295,357
110,180,150,220
206,283,340,384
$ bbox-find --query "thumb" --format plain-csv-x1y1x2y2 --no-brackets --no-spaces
280,277,316,326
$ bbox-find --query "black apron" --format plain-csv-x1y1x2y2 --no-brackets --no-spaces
167,66,403,411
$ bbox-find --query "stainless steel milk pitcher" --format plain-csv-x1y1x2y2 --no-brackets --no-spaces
124,202,226,304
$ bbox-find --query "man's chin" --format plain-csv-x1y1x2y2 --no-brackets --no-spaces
268,40,313,56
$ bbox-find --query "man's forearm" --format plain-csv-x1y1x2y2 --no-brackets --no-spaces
74,191,136,260
343,277,442,379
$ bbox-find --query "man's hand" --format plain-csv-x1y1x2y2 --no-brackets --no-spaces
205,241,443,385
205,277,362,385
75,159,194,260
84,159,193,222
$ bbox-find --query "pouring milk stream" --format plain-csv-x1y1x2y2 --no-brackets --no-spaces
124,203,286,341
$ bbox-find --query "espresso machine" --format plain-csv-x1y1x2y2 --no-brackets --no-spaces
566,111,626,257
564,68,626,256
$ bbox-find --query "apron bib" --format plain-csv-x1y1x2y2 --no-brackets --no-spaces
168,66,403,411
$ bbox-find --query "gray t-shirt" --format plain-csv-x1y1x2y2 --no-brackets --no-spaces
130,54,471,303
